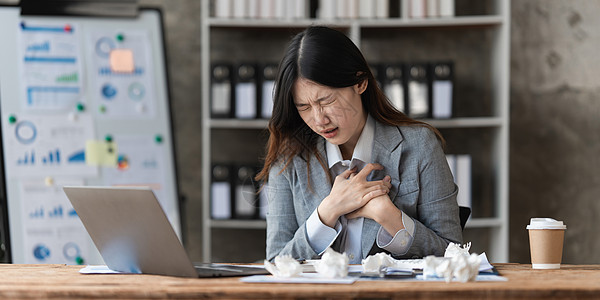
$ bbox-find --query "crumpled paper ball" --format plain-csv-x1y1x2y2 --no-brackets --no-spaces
264,255,302,278
444,242,472,258
424,256,453,281
452,253,481,282
424,252,481,282
361,252,395,273
314,248,349,278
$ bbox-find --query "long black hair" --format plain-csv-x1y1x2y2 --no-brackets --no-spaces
256,26,441,184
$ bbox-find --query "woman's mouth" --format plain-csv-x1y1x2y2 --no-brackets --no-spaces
321,127,338,139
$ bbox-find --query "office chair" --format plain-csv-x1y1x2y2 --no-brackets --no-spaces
459,206,471,230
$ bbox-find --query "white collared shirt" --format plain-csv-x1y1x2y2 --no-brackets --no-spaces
306,115,415,263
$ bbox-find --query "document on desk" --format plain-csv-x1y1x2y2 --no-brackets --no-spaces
415,274,508,282
79,265,128,274
241,273,356,284
391,252,494,272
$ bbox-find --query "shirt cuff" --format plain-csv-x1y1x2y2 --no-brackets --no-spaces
306,208,342,255
376,211,415,255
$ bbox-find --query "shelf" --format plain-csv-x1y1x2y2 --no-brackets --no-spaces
208,117,504,129
208,119,269,129
464,218,503,228
358,15,504,28
210,219,267,229
426,117,504,128
206,15,503,29
206,18,352,28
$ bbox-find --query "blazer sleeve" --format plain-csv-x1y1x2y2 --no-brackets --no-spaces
402,127,463,258
265,161,319,262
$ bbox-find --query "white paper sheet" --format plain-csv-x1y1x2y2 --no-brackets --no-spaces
415,274,507,282
18,20,83,111
101,135,178,233
390,252,493,271
4,114,97,178
87,30,156,118
20,178,91,264
241,273,356,284
79,265,127,274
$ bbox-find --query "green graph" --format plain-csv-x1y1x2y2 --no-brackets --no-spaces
56,72,78,83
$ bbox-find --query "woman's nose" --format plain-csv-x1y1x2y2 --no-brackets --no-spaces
312,108,330,126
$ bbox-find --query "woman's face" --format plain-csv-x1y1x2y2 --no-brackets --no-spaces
292,77,367,152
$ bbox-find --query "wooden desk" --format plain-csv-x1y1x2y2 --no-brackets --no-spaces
0,264,598,299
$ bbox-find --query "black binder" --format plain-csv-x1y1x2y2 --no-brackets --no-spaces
382,64,407,114
210,164,233,219
369,63,384,91
233,165,259,219
407,63,430,118
234,63,258,119
259,63,277,119
430,61,454,119
210,64,233,118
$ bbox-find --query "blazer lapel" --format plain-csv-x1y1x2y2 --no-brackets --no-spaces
294,139,332,215
361,122,404,258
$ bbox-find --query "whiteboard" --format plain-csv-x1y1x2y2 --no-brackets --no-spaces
0,6,180,264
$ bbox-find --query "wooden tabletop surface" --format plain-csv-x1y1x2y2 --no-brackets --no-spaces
0,263,599,299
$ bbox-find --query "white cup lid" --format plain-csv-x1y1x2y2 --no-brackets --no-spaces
526,218,566,230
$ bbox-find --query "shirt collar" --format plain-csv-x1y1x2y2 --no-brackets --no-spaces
326,114,375,169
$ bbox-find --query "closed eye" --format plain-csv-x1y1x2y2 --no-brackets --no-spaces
296,104,310,112
320,98,336,105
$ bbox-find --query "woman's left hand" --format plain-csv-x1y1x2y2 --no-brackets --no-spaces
346,177,406,235
345,193,393,222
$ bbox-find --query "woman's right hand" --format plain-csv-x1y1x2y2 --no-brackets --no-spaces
317,163,392,228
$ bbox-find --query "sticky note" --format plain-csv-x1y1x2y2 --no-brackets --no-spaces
109,49,134,73
85,140,118,167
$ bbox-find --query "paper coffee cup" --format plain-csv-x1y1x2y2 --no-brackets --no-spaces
526,218,566,269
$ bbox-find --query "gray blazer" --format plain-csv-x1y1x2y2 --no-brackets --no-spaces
265,121,462,261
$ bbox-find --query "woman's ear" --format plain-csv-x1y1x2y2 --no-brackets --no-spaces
354,79,368,95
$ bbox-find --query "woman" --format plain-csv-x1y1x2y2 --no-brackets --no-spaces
256,26,462,263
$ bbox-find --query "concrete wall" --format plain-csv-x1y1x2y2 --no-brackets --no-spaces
1,0,598,264
510,0,600,264
137,0,204,262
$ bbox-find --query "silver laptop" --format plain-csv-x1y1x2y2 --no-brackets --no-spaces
63,186,269,278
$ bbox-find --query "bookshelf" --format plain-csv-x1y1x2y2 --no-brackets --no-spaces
200,0,510,263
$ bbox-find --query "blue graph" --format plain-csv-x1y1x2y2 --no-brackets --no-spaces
95,37,115,58
42,149,61,164
63,242,81,261
24,57,76,63
26,41,50,52
27,86,80,106
21,22,74,33
68,150,85,163
15,120,37,144
68,209,78,217
17,150,35,165
48,205,63,218
99,67,144,76
101,84,117,99
29,207,44,219
33,244,51,261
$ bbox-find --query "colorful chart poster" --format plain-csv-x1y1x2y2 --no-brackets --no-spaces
102,135,177,228
17,21,83,111
3,114,98,178
88,30,156,118
20,178,91,264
